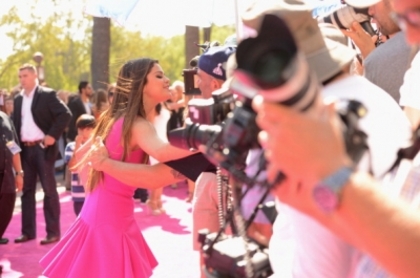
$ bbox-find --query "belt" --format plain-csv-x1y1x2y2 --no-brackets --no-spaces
22,140,42,147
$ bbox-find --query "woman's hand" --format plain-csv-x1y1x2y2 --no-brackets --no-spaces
88,137,109,171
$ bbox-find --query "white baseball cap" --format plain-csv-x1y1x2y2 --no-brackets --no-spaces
344,0,381,8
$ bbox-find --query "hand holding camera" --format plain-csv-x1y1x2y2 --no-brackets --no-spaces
341,21,377,59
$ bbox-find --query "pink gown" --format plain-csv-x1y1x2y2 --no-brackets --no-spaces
40,118,158,278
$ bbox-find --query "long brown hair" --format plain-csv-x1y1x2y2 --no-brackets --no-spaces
86,58,157,192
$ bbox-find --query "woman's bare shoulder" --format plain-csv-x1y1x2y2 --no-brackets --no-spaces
131,117,155,135
132,116,152,127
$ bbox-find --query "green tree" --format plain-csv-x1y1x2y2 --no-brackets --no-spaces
109,26,185,83
0,3,91,92
0,1,236,92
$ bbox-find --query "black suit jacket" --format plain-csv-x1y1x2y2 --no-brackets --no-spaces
13,86,72,161
67,95,90,141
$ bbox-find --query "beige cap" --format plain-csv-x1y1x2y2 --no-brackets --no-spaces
241,0,355,82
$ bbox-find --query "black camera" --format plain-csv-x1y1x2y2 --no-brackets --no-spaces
182,68,201,96
198,229,272,278
168,86,233,149
317,4,376,36
187,87,234,125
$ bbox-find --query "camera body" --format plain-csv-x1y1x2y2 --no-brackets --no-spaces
187,87,234,125
198,229,273,278
182,68,202,96
317,4,375,35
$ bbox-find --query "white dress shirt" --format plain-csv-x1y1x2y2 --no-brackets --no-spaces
20,86,45,142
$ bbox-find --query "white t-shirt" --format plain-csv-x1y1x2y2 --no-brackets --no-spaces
399,51,420,110
269,75,412,278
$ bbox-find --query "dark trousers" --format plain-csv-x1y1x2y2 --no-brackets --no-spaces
0,192,16,238
21,145,60,238
133,188,148,202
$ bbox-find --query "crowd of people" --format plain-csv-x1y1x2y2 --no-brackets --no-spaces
1,0,420,277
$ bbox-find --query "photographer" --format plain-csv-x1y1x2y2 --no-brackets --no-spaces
341,0,413,103
238,0,411,276
191,45,236,277
249,0,420,277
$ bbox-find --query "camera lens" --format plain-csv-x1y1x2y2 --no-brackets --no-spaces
253,49,291,88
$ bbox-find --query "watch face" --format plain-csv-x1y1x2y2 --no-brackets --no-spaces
313,185,338,213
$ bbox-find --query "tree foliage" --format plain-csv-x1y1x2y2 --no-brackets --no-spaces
0,1,235,92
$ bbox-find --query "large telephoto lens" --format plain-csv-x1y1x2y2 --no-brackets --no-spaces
317,5,375,35
236,14,297,90
168,120,223,150
232,14,319,113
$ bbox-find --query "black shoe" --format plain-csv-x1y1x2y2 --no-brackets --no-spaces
0,238,9,244
40,236,60,245
14,234,35,243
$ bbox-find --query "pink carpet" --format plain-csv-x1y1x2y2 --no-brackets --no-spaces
0,184,200,278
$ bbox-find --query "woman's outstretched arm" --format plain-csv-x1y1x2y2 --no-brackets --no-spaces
87,137,186,189
131,117,195,162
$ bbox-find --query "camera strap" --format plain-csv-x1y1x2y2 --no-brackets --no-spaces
387,125,420,174
216,167,233,230
338,99,371,171
243,186,273,231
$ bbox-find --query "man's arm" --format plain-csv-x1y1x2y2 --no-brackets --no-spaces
335,172,420,278
254,97,420,277
12,153,23,192
46,89,72,140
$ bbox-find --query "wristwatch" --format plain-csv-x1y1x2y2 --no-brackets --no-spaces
312,166,353,213
16,170,24,177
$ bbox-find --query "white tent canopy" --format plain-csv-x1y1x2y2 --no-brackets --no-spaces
85,0,254,37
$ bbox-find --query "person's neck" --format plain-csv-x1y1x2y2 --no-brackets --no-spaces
24,84,37,96
143,100,157,122
81,93,89,103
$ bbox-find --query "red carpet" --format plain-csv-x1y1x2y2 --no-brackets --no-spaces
0,184,200,278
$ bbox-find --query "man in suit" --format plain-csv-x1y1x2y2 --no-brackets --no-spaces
66,81,93,142
13,64,71,245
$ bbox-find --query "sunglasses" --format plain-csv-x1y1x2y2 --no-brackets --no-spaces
391,9,420,30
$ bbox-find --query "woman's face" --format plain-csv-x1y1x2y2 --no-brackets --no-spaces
142,63,171,103
5,99,13,115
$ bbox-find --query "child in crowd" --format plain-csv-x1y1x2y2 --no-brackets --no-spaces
65,114,96,216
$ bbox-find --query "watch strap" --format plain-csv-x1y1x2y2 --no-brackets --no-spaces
313,166,353,213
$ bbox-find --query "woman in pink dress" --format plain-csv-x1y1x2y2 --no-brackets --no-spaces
40,58,193,278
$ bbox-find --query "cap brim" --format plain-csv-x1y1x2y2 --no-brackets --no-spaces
306,38,356,82
345,0,381,8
